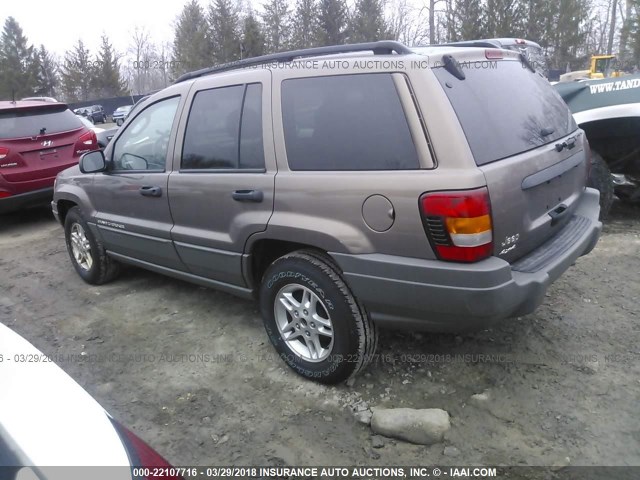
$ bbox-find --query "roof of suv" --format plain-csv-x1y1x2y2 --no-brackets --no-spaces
173,40,524,86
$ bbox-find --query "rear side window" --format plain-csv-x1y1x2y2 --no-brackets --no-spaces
182,83,265,170
433,59,576,165
0,107,82,139
281,74,420,171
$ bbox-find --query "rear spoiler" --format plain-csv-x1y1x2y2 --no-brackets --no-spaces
1,102,69,114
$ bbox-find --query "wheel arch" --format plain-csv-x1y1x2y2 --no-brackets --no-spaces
54,189,94,226
245,237,339,292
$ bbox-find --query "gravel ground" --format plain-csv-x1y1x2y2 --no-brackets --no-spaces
0,201,639,470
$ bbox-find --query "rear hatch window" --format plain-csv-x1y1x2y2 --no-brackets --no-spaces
0,106,82,139
433,59,576,165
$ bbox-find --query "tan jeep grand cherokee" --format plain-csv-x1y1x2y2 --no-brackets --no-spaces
53,41,602,383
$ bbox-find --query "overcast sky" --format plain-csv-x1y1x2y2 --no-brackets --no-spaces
2,0,187,59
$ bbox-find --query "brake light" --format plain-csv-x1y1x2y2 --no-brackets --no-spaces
0,191,12,199
75,130,97,156
110,418,183,479
485,49,503,59
0,147,8,160
420,188,493,263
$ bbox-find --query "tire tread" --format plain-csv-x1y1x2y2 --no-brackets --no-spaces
276,250,378,381
65,206,120,285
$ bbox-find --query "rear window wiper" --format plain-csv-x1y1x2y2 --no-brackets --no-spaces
520,53,535,73
442,54,466,81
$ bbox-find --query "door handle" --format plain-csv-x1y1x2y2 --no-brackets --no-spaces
139,186,162,197
232,190,263,202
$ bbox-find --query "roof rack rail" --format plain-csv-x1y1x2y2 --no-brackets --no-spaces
174,41,412,84
437,40,503,49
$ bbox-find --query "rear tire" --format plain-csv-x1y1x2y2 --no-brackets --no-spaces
64,207,120,285
259,251,378,384
587,151,614,221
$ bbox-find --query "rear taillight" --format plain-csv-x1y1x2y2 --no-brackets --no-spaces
110,418,183,480
0,147,8,160
0,191,12,199
420,187,493,263
74,130,97,156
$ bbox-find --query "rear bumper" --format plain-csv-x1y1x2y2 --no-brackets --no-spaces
0,187,54,215
331,188,602,332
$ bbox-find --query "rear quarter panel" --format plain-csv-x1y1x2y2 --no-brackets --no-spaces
263,63,486,259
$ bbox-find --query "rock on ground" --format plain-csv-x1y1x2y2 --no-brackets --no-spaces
371,408,450,445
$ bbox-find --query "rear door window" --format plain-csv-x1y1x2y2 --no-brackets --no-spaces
0,106,82,139
281,73,420,171
181,83,265,170
433,59,576,165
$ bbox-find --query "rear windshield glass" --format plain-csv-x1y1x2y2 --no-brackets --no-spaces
0,107,83,139
433,59,576,165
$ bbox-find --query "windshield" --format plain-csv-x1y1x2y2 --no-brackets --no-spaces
434,59,576,165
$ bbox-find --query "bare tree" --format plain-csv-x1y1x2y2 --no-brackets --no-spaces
386,0,429,45
607,0,619,53
128,27,152,94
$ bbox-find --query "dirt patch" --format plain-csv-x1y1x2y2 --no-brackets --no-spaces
1,202,639,467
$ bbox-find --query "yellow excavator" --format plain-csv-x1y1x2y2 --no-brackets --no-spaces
559,54,623,82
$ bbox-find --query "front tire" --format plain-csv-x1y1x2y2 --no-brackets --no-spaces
64,207,120,285
259,251,378,384
116,119,123,126
587,151,614,221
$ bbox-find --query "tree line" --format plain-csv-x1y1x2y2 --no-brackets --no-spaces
0,17,127,102
2,0,640,102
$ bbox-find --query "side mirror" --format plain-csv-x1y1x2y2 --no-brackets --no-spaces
80,150,107,173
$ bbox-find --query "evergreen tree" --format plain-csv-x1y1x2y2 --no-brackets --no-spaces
262,0,292,52
618,0,634,64
350,0,389,42
173,0,212,77
317,0,349,45
0,17,38,100
624,0,640,66
547,0,591,70
242,12,267,58
209,0,242,63
93,35,127,97
484,0,526,38
452,0,485,41
291,0,320,49
60,39,93,102
522,0,554,49
34,45,58,97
